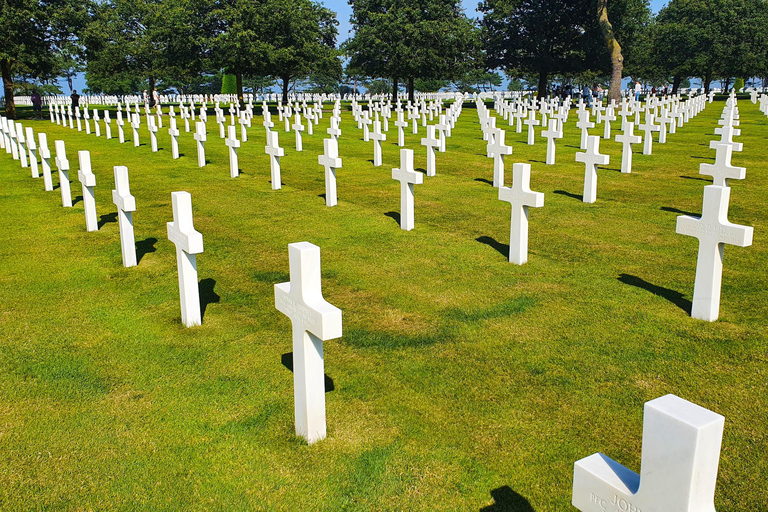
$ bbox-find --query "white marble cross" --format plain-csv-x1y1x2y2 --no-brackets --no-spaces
148,116,159,152
84,107,91,134
318,138,342,207
576,136,610,204
392,149,423,231
263,110,275,144
327,115,341,141
112,166,137,267
15,122,28,168
75,107,82,131
116,111,126,143
489,128,513,187
292,112,305,151
602,107,616,140
77,151,98,232
420,125,440,178
638,113,660,155
54,140,73,207
615,121,642,173
435,115,449,152
131,113,141,147
524,110,540,145
576,110,595,149
104,111,113,140
573,394,724,512
498,163,544,264
676,185,753,321
167,191,204,327
8,121,19,160
168,116,180,159
371,120,386,167
225,124,241,178
38,133,53,191
394,111,407,146
710,124,742,152
265,130,284,190
93,109,101,137
239,112,249,142
25,127,39,178
194,121,207,167
274,242,342,445
700,143,745,186
542,119,562,165
305,111,314,136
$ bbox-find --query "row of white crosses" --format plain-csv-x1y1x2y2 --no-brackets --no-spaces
676,96,753,322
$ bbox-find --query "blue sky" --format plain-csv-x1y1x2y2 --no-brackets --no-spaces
65,0,670,93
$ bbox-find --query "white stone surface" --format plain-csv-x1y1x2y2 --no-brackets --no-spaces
700,143,745,187
168,116,180,159
274,242,342,444
576,136,610,204
38,133,53,191
77,151,98,232
392,149,423,231
541,119,562,165
420,125,440,177
167,191,204,328
194,121,207,167
499,163,544,264
25,127,39,178
225,125,241,178
371,120,386,167
615,121,642,174
293,112,305,152
265,130,284,190
676,185,753,321
573,394,725,512
112,166,137,267
54,140,72,207
524,110,540,145
318,138,341,207
489,128,513,187
131,113,141,147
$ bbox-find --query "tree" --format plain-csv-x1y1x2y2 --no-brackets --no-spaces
259,0,341,102
84,0,208,96
1,0,90,118
345,0,479,102
480,0,594,98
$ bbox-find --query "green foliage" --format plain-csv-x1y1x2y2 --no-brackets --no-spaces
734,77,745,92
413,78,449,93
344,0,479,89
221,74,237,94
363,79,392,95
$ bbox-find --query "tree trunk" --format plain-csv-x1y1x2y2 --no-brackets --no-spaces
672,76,681,94
392,76,398,103
282,76,289,103
537,72,547,100
722,77,731,93
2,58,16,119
703,70,712,94
598,0,624,103
236,72,244,106
408,76,415,103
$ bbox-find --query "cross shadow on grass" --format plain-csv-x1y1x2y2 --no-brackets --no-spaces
72,195,83,206
384,211,400,225
480,486,535,511
660,206,698,217
281,352,335,392
476,236,509,259
618,274,691,314
136,237,157,264
98,212,117,228
199,278,220,321
475,178,494,186
554,190,583,201
679,175,710,182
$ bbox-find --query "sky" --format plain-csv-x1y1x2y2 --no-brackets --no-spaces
63,0,671,94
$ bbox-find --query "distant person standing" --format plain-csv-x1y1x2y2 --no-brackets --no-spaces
582,84,593,107
31,90,42,119
70,90,80,108
142,89,149,106
634,81,642,101
595,84,604,102
152,88,160,107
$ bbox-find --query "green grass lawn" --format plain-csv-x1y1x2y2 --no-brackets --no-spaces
0,97,765,511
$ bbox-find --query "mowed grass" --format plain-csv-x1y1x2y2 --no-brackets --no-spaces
0,97,765,511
